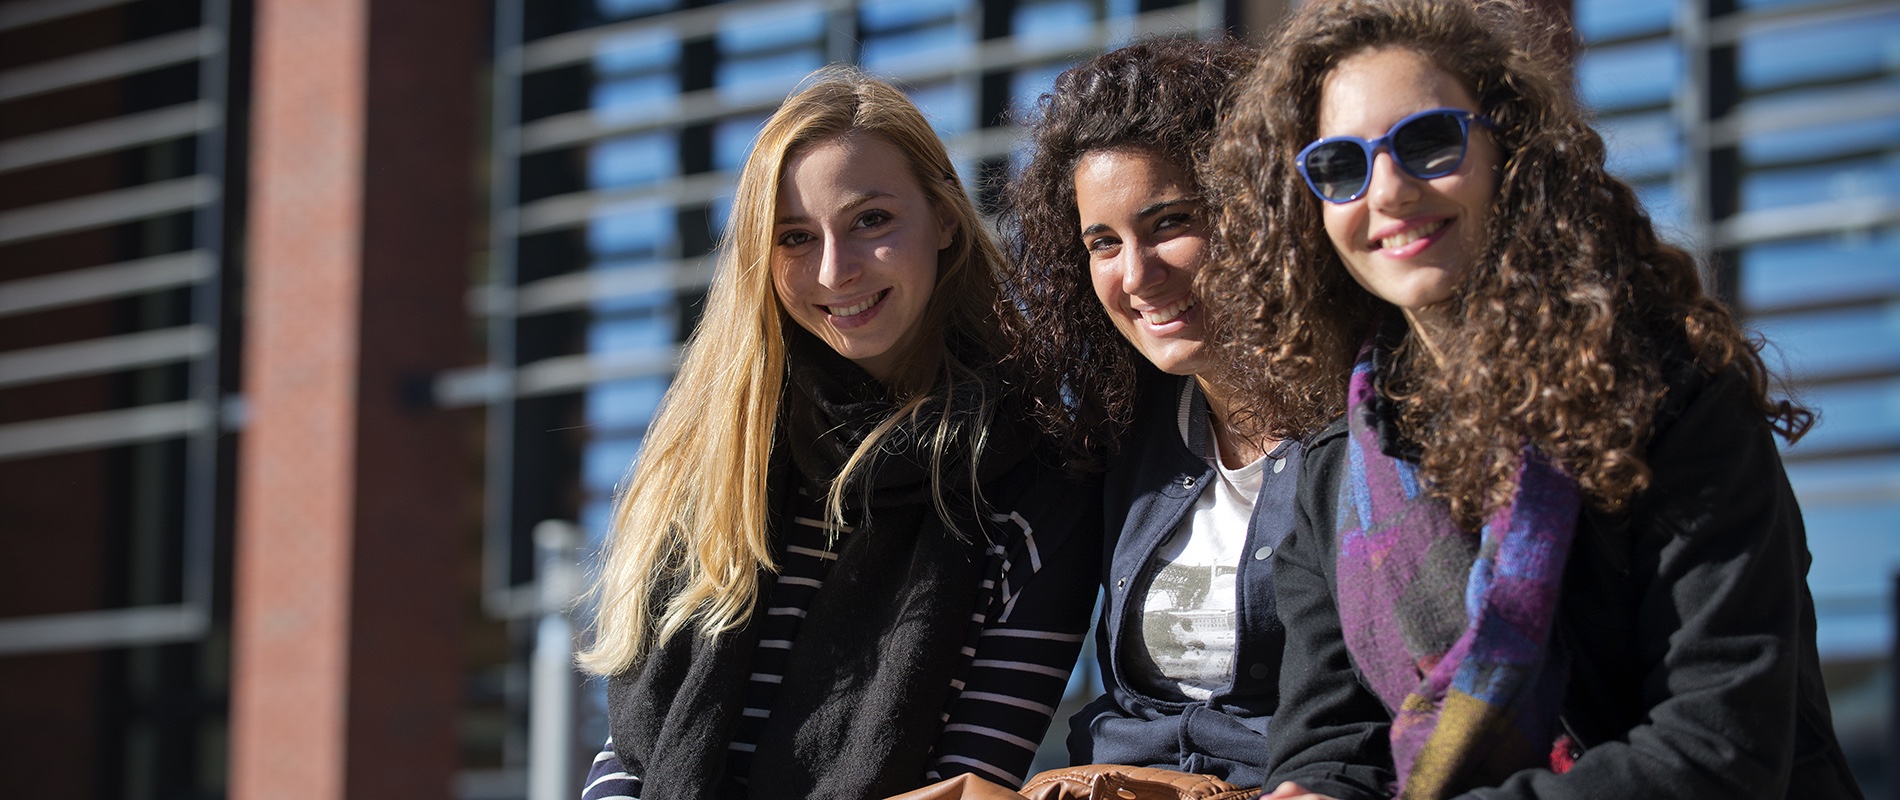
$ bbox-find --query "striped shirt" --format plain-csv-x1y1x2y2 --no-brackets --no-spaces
583,484,1092,798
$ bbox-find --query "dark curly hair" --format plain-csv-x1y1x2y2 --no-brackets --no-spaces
998,35,1259,465
1200,0,1811,526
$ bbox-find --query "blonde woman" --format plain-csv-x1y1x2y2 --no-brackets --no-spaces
578,70,1100,800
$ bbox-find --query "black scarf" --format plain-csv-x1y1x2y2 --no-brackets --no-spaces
609,330,1033,800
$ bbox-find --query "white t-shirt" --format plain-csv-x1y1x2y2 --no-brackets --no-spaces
1126,383,1266,701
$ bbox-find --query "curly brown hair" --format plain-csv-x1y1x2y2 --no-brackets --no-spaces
998,36,1259,465
1200,0,1811,526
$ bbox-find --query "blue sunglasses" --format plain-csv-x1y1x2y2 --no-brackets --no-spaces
1296,108,1495,204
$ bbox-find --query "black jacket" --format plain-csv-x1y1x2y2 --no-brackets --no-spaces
1267,367,1865,800
1068,374,1305,787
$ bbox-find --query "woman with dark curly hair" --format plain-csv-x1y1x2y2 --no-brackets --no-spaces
1195,0,1864,798
989,36,1304,796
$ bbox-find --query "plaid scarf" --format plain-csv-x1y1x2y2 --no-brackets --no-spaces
1333,335,1580,798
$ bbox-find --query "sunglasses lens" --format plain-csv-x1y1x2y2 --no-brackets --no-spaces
1304,141,1369,202
1393,112,1468,178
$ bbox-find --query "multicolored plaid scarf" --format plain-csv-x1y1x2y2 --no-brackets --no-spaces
1334,335,1581,799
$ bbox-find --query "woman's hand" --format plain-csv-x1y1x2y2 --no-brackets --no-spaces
1262,781,1340,800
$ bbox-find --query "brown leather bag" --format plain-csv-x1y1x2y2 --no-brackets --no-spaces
1020,765,1258,800
885,774,1031,800
884,767,1259,800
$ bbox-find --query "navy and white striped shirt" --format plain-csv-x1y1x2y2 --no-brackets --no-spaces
583,482,1094,799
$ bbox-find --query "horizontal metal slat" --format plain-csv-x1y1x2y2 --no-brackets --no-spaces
0,101,218,173
0,28,220,103
0,250,215,317
0,0,135,33
433,347,682,407
0,174,218,246
0,325,213,389
510,9,1198,155
0,604,209,656
1715,198,1900,248
0,399,212,461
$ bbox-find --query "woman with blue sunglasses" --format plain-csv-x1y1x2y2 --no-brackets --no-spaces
1198,0,1864,798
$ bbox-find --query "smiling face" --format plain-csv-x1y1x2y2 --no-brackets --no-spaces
771,132,956,382
1316,47,1500,330
1073,148,1211,377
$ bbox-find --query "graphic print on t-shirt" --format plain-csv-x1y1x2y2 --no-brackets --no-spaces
1138,554,1240,691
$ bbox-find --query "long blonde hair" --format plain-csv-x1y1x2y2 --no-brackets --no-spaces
579,68,1014,676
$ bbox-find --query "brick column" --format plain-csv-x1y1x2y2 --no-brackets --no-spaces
228,0,479,798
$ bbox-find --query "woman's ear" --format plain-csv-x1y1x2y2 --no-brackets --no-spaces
936,207,959,251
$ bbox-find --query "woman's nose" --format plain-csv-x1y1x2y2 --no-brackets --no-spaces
1364,150,1421,210
1120,245,1168,295
817,235,861,289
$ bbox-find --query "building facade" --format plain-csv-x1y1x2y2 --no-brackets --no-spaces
0,0,1892,796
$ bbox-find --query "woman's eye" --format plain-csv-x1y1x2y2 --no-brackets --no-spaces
778,230,814,247
855,210,891,229
1085,236,1120,255
1156,212,1194,232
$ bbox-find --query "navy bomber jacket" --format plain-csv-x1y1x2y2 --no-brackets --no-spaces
1066,373,1305,788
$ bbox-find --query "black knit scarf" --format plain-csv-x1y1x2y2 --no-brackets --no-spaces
608,330,1032,800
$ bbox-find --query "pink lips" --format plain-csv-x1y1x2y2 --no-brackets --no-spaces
824,289,887,329
1370,216,1453,259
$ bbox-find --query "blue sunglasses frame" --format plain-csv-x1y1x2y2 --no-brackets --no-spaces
1296,107,1495,204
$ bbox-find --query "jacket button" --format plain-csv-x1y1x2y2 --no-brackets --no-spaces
1254,546,1273,560
1272,458,1287,474
1116,578,1126,591
1181,476,1196,487
1249,663,1269,680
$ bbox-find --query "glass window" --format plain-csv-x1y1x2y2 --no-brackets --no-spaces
1804,498,1900,658
1577,40,1680,111
714,113,771,173
859,0,966,72
1598,111,1681,178
1738,0,1850,10
718,4,827,102
1740,228,1900,310
592,30,681,124
1743,114,1900,167
588,202,676,261
1792,453,1900,658
1781,378,1900,457
590,132,678,189
1010,62,1071,122
860,0,962,31
1015,0,1097,48
593,74,680,124
718,50,827,101
1739,13,1900,93
579,495,623,549
720,2,828,52
1741,155,1900,213
587,296,678,353
598,0,678,21
1750,301,1900,381
1573,0,1673,42
861,26,966,72
908,81,974,137
1629,179,1689,239
585,376,670,430
596,28,681,73
582,435,642,495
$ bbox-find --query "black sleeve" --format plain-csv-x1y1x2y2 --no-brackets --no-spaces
1263,431,1396,800
1459,372,1814,799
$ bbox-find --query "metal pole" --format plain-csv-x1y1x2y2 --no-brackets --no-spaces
529,519,583,800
